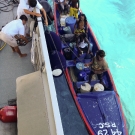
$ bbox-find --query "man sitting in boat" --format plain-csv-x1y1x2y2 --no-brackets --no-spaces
76,33,90,55
17,0,48,35
74,14,88,36
69,0,79,18
57,0,69,15
74,19,85,36
0,15,28,57
60,19,85,42
85,50,108,88
73,33,92,62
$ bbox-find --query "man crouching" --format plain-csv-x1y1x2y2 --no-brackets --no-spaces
0,15,28,57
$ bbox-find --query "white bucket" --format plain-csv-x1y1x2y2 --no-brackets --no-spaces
93,83,104,92
80,83,91,93
52,69,62,77
60,15,69,26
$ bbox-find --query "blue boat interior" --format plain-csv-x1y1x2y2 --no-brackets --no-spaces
53,3,113,92
43,1,126,134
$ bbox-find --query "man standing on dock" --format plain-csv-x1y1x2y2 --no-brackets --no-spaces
0,15,28,57
17,0,48,35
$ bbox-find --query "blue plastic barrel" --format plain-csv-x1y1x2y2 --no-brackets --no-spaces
49,51,66,77
45,31,62,52
76,62,84,73
76,62,87,81
77,71,87,81
65,16,76,33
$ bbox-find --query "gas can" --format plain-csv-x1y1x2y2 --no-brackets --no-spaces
0,106,17,123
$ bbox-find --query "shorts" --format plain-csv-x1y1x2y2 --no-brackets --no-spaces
0,32,18,47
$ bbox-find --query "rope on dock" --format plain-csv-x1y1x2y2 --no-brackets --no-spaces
0,42,6,51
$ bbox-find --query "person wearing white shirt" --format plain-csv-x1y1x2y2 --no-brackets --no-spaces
76,33,90,55
17,0,48,35
0,15,28,57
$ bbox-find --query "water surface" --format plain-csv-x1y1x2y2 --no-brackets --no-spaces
80,0,135,134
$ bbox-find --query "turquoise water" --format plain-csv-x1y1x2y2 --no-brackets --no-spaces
80,0,135,134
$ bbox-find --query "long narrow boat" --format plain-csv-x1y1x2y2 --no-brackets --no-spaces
50,1,128,135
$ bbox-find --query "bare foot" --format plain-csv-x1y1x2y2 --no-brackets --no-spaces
20,53,27,57
10,47,16,52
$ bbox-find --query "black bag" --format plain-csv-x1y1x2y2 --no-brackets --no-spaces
16,39,27,46
63,47,72,60
16,37,32,46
